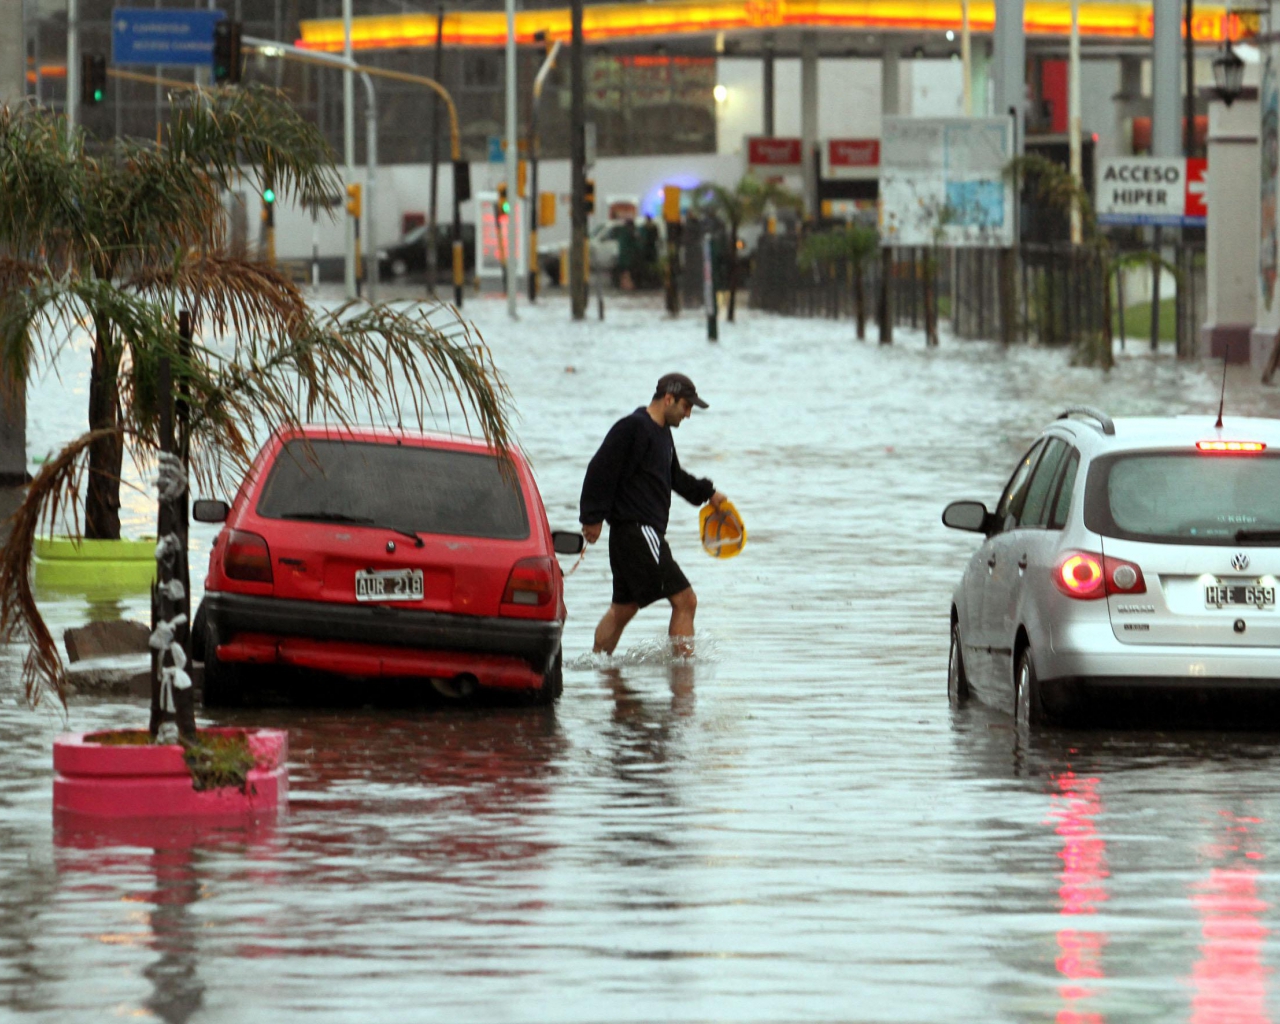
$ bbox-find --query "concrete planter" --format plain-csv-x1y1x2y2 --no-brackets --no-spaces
53,727,288,818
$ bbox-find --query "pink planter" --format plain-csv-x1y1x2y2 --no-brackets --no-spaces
53,727,288,818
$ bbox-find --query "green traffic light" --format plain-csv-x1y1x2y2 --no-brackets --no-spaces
263,188,276,204
500,202,510,215
93,89,103,102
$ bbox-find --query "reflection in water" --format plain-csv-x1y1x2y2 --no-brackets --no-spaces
1050,770,1108,1024
53,816,279,1024
1190,811,1270,1024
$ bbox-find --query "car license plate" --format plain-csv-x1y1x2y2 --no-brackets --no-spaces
1205,584,1276,609
355,569,424,602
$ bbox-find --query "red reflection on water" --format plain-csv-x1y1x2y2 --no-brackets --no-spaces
1189,812,1270,1024
1049,771,1108,1024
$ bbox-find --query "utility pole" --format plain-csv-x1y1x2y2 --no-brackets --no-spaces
1068,0,1082,243
569,0,586,320
504,0,518,319
66,0,79,129
343,0,356,299
426,5,444,297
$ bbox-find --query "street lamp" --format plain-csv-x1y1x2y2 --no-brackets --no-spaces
1213,38,1246,106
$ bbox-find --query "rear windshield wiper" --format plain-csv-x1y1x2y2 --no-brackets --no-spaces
1235,528,1280,543
280,511,424,547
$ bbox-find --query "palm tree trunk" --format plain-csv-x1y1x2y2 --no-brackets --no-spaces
726,228,738,322
85,324,122,541
923,250,939,346
854,261,866,340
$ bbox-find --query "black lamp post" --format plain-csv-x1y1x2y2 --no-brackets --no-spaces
1213,38,1246,106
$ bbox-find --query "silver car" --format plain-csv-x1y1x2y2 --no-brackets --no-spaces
943,406,1280,725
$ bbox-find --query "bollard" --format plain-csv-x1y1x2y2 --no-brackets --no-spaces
702,231,718,342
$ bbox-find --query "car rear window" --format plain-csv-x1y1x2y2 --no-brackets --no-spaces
256,439,530,540
1085,451,1280,544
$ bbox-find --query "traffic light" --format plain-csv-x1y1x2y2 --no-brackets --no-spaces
496,183,510,218
81,53,106,105
583,178,596,216
345,183,362,218
517,160,528,199
261,184,275,226
213,20,243,84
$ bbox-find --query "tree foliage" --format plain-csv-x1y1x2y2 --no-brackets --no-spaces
0,92,512,707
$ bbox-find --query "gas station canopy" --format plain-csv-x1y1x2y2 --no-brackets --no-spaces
297,0,1255,52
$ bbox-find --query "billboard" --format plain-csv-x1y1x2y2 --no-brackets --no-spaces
879,117,1014,247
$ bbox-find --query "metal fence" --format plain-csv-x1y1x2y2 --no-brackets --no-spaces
748,234,1207,354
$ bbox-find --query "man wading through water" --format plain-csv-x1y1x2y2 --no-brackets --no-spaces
580,373,727,657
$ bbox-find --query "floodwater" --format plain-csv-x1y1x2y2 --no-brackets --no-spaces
5,293,1280,1023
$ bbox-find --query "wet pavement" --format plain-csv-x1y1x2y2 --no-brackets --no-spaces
5,293,1280,1022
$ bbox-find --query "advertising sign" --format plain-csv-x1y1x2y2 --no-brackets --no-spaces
824,139,880,179
747,136,802,168
112,8,225,66
1095,157,1207,227
879,117,1014,247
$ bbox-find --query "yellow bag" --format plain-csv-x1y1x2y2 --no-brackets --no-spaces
699,500,746,559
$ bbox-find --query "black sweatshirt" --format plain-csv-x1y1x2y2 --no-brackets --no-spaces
580,408,715,534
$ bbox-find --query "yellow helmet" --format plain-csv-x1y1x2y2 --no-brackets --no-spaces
699,500,746,559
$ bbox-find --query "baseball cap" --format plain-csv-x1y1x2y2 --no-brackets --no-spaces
655,372,709,409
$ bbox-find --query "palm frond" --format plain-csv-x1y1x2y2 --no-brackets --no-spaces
0,429,125,708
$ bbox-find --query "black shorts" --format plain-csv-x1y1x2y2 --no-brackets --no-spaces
608,522,690,608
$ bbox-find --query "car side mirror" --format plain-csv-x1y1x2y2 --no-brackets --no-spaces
192,499,230,523
942,500,991,534
552,530,586,556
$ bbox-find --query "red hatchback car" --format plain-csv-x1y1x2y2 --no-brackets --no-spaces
192,425,584,706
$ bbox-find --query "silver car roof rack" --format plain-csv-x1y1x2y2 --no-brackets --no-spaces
1056,406,1115,435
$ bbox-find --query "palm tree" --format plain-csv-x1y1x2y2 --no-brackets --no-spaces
1006,153,1173,370
0,91,513,707
693,174,801,322
798,225,879,340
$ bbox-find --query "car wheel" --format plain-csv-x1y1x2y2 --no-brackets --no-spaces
391,258,408,278
532,649,563,706
202,626,244,709
1014,647,1044,727
947,622,970,706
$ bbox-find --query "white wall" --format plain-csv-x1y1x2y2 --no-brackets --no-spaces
267,151,746,260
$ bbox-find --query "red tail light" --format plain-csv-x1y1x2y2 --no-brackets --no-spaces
501,557,554,612
224,529,273,583
1054,551,1146,600
1197,440,1266,454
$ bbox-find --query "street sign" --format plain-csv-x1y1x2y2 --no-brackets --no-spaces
487,136,504,163
112,8,225,67
747,136,802,168
1095,156,1207,227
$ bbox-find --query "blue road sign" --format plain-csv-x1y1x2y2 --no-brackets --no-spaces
487,136,504,164
112,8,225,67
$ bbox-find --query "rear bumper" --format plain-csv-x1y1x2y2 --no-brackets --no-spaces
1044,619,1280,688
200,591,562,690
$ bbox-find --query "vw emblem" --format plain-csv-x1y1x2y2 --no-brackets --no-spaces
1232,552,1251,572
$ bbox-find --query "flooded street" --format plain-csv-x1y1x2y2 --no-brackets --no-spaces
6,294,1280,1022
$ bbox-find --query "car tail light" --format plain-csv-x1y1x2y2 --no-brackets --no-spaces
501,557,554,610
1054,551,1146,600
224,529,273,583
1197,440,1266,453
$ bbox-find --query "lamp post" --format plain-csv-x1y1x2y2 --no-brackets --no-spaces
1213,38,1246,106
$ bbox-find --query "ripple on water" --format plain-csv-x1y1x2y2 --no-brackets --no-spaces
4,293,1280,1023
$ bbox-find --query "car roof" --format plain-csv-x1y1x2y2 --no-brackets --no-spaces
274,423,520,460
1048,413,1280,453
